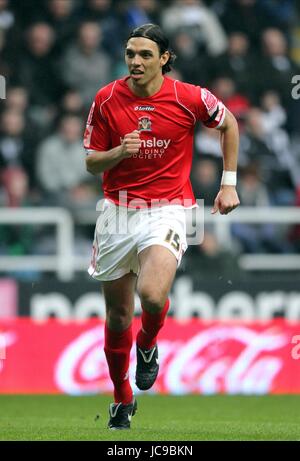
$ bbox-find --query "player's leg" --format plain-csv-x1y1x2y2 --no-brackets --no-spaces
89,202,139,428
137,243,176,319
135,245,177,390
103,272,136,403
102,272,138,429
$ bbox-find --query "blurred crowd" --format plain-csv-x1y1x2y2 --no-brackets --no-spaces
1,0,300,272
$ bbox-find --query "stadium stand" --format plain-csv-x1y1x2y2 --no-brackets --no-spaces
0,0,300,282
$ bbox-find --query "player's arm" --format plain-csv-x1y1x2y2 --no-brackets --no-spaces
86,130,141,175
211,108,240,215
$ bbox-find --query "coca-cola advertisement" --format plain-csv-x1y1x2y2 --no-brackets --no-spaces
0,318,300,394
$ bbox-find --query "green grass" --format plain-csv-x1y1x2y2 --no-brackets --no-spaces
0,395,299,441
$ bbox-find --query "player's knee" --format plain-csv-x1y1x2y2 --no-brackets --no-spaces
106,305,131,330
106,314,131,331
138,289,165,314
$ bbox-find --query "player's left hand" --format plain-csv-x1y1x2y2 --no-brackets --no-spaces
211,186,240,215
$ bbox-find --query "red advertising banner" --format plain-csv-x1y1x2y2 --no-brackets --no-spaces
0,279,17,318
0,318,300,394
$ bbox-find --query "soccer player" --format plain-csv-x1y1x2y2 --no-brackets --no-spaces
84,24,240,430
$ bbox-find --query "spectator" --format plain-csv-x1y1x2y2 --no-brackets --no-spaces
239,107,277,175
256,28,300,107
260,90,298,203
79,0,123,59
122,0,161,31
59,88,85,118
172,31,209,85
0,0,19,80
218,0,272,49
161,0,228,57
231,165,292,253
240,106,295,204
0,28,11,81
0,109,37,192
42,0,78,54
195,125,223,159
257,0,296,31
237,164,271,207
10,0,45,28
0,0,14,31
1,166,29,207
211,77,250,127
210,32,257,99
0,166,36,272
260,90,287,131
4,86,29,113
4,85,43,153
36,114,97,208
191,158,221,206
0,1,298,276
60,21,111,107
15,22,65,129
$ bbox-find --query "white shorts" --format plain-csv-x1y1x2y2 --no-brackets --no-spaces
88,200,188,281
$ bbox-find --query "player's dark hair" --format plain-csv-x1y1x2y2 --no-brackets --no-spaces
127,23,176,74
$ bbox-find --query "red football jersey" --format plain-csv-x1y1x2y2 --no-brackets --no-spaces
84,76,225,207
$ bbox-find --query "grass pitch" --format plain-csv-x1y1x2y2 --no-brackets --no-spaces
0,395,299,441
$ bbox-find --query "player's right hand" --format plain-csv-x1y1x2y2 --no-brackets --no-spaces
120,130,141,158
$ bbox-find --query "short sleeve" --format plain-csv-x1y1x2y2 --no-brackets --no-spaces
83,93,111,153
195,87,226,129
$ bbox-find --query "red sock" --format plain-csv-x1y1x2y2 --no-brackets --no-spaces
136,299,170,350
104,323,133,404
